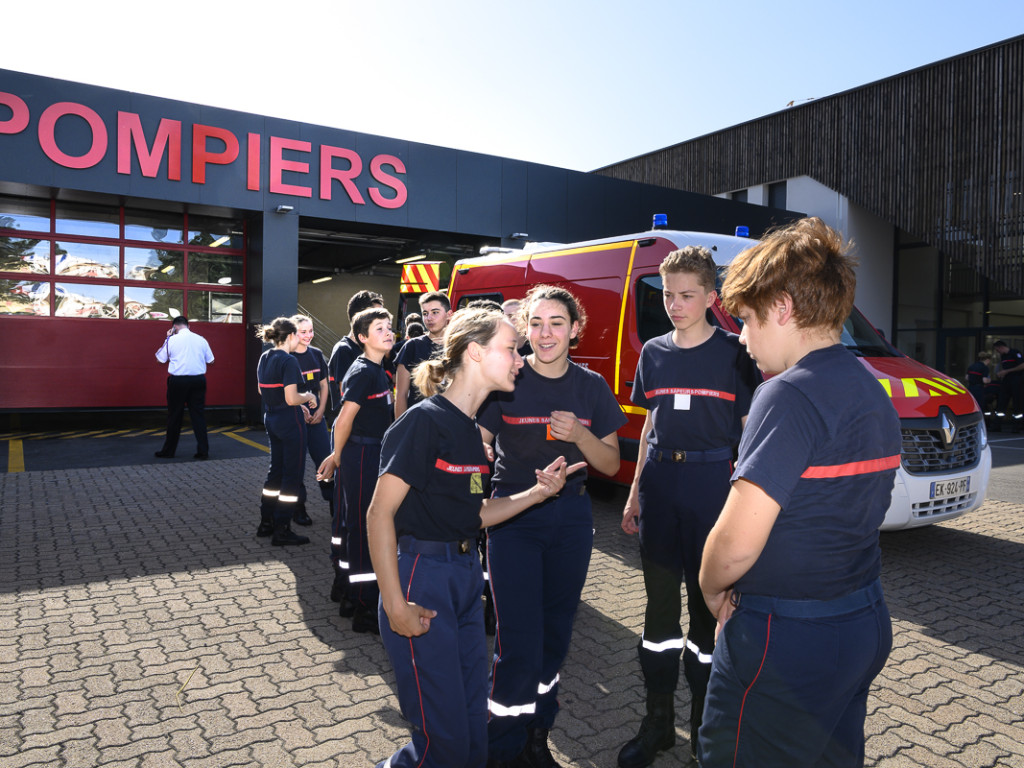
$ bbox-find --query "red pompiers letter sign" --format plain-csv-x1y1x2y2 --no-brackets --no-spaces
192,124,239,184
38,102,108,169
117,112,182,180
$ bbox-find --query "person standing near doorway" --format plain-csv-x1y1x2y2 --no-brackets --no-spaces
154,316,215,459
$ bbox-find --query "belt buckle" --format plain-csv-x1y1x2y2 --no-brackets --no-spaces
672,450,687,463
458,539,471,554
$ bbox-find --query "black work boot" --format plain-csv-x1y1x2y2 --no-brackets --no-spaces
271,525,310,546
617,691,675,768
523,728,562,767
292,501,312,526
256,494,276,537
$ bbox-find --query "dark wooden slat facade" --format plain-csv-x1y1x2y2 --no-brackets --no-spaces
596,36,1024,296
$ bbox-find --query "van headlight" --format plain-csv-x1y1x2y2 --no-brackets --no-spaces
979,418,988,448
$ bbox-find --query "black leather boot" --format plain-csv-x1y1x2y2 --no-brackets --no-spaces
256,494,275,537
271,525,310,546
292,501,312,526
617,691,675,768
522,728,562,767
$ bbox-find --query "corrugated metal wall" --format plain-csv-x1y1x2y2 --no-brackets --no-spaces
596,36,1024,295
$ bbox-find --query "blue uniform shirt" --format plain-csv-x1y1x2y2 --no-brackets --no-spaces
479,360,627,492
733,344,901,600
381,395,491,541
328,336,361,411
292,346,328,397
395,335,441,407
341,356,394,439
257,349,303,411
631,328,759,451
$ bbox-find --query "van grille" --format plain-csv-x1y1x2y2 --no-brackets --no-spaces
900,416,981,475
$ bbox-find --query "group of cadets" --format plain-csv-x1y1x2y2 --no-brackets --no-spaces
252,216,900,768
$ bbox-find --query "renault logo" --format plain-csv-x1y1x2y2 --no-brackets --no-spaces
939,411,957,448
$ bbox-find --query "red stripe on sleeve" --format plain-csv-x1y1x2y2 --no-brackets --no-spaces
800,454,901,479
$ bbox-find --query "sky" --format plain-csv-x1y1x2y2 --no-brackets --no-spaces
2,1,1023,172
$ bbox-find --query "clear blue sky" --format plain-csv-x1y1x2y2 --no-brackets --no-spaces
3,1,1022,171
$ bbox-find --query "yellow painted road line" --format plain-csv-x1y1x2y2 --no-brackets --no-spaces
8,439,25,473
223,430,270,453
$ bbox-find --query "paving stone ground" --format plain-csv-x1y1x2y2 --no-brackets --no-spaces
2,454,1023,767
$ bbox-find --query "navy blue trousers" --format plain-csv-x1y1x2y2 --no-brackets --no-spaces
263,408,307,525
300,418,333,504
161,373,208,455
340,438,381,610
636,458,731,712
486,489,592,760
377,538,488,768
699,581,892,768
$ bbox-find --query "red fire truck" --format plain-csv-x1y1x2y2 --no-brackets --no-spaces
447,221,991,531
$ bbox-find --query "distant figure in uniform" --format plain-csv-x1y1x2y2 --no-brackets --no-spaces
256,317,318,546
994,339,1024,423
698,217,900,767
154,316,215,459
367,306,583,768
395,291,451,418
966,350,997,410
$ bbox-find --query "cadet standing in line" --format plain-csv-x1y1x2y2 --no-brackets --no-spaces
318,306,395,634
255,317,318,546
289,315,330,527
326,290,384,616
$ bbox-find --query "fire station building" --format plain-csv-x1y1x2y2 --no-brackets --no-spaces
0,68,782,418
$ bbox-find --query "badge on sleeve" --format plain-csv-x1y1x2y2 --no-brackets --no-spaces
470,472,483,494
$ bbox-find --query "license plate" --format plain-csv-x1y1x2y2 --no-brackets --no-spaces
930,477,970,499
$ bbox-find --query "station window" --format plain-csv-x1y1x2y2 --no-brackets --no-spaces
0,195,245,321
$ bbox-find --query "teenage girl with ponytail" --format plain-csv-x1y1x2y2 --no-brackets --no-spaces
256,317,318,546
366,307,584,768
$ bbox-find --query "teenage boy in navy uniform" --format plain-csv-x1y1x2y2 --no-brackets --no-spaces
994,339,1024,426
618,247,759,768
326,290,384,614
318,307,395,634
394,291,451,418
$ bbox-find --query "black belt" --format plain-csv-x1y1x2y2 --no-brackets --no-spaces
733,579,884,618
398,535,475,557
647,446,733,463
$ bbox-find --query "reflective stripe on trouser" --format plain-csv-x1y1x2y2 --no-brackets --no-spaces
342,439,381,610
698,587,892,767
486,489,592,761
330,458,348,581
264,408,307,526
637,457,730,704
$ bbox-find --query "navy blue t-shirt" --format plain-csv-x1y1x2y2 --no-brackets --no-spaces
328,336,361,411
478,360,627,492
631,328,759,451
341,356,394,439
733,344,901,600
292,345,328,400
257,348,303,411
396,335,442,407
381,395,490,541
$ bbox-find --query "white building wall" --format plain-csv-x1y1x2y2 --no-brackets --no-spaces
719,176,896,336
